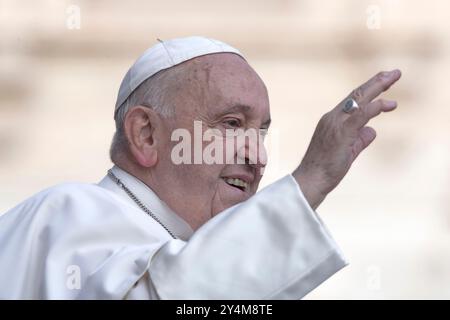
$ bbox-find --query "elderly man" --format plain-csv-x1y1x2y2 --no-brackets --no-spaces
0,36,401,299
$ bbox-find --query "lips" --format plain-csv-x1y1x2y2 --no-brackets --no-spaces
221,173,254,193
223,177,248,191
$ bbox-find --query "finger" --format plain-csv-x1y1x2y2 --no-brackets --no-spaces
336,70,401,114
352,126,377,159
344,99,397,130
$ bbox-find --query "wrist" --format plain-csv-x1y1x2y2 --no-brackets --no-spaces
292,165,328,210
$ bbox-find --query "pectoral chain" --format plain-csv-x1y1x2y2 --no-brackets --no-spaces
107,169,177,239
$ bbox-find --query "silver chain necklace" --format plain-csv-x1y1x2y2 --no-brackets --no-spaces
107,169,177,239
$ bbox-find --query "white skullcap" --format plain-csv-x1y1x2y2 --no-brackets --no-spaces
114,36,244,119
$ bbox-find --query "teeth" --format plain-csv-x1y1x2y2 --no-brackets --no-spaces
225,178,248,190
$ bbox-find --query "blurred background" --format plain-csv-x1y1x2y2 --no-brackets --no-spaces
1,0,449,299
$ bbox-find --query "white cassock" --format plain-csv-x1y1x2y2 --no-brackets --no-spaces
0,166,347,299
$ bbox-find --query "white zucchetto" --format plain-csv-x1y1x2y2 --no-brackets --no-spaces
114,36,243,118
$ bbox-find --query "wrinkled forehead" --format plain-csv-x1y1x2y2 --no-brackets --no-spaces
178,53,270,118
187,52,259,84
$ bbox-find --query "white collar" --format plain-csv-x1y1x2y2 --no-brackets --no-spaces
98,165,194,241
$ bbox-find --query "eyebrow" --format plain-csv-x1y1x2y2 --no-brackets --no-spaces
224,103,251,114
218,103,271,128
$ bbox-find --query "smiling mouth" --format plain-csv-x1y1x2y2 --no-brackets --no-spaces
223,177,248,192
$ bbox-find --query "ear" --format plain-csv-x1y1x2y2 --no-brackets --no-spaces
123,106,159,168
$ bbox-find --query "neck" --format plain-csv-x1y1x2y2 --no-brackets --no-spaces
113,160,205,231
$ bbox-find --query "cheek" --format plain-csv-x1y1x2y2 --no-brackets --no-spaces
252,175,263,194
210,183,229,216
171,163,223,194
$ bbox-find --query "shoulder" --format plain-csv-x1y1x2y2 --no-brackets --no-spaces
0,180,164,243
0,179,170,242
16,182,114,208
1,182,129,225
40,181,111,199
0,182,168,299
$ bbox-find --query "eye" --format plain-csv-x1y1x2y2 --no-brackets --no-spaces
222,118,242,128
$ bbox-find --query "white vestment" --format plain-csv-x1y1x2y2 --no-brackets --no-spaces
0,166,347,299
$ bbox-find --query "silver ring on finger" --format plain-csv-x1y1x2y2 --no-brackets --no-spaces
343,98,359,114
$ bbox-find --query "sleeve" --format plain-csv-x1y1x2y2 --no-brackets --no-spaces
138,174,348,299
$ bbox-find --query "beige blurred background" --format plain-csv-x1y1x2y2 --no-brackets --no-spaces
1,0,449,299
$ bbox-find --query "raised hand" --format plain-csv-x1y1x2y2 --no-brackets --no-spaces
293,70,402,210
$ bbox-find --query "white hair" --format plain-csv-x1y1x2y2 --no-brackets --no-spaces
109,68,178,163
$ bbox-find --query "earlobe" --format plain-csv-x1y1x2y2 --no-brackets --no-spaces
124,106,159,168
142,147,158,167
139,137,158,167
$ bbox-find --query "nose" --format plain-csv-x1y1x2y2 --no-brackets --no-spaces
236,130,268,169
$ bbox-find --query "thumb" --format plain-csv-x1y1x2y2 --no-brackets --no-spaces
353,126,377,159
